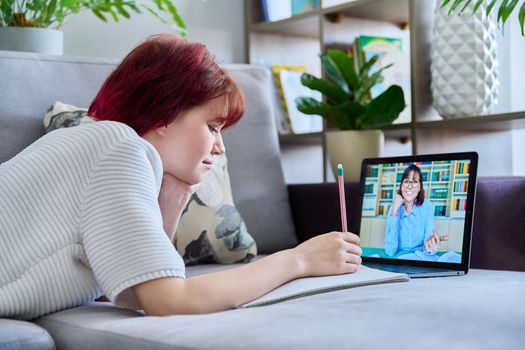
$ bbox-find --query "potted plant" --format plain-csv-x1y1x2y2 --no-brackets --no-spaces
0,0,186,54
441,0,525,35
296,49,406,181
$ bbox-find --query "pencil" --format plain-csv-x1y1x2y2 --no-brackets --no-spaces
337,164,348,232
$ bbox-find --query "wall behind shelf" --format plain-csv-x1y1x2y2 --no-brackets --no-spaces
62,0,246,63
280,134,412,184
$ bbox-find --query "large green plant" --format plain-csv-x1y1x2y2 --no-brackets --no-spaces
441,0,525,35
0,0,186,35
296,49,405,130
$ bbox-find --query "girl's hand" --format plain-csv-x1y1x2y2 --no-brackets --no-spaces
158,173,200,243
159,173,199,203
292,232,362,278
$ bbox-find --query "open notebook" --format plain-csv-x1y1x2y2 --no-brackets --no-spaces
239,265,409,308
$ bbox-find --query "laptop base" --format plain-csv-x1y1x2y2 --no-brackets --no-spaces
363,262,465,278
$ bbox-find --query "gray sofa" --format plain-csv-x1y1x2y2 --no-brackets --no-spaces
1,51,524,350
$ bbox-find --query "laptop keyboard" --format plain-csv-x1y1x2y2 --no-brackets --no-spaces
364,263,445,275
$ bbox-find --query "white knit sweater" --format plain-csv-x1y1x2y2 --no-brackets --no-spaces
0,120,185,320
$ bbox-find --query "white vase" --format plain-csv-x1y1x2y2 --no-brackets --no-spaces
326,130,384,182
0,27,63,55
430,1,499,118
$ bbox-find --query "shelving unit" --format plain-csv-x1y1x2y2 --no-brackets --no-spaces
245,0,525,183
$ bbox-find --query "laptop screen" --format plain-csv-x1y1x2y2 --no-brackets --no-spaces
359,155,477,265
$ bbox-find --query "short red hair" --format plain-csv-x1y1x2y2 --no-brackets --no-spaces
88,34,245,136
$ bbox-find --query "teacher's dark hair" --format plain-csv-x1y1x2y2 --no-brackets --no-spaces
398,164,425,206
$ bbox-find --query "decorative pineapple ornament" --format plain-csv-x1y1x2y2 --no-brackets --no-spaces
431,1,499,118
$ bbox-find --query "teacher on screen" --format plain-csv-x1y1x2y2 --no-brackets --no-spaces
384,164,447,257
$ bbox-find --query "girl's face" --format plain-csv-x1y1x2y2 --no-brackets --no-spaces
144,96,227,185
401,171,420,203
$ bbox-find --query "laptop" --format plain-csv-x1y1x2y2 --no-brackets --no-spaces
357,152,478,278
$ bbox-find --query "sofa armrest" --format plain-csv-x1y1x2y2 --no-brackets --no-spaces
288,177,525,272
471,177,525,271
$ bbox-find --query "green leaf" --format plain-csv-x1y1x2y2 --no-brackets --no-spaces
499,0,519,25
326,49,358,90
0,0,14,26
486,0,498,15
519,2,525,35
144,6,169,24
91,8,108,22
126,2,141,14
472,0,485,13
160,0,187,36
358,85,405,128
449,0,469,14
440,0,452,9
355,64,392,104
357,54,379,81
320,52,350,94
300,73,349,104
459,0,473,15
115,3,131,19
296,97,366,130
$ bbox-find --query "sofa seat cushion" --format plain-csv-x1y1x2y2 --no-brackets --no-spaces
35,268,525,350
0,319,55,350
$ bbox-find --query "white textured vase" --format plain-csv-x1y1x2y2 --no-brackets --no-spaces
431,2,499,118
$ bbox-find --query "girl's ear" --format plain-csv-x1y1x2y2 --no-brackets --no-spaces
155,125,168,137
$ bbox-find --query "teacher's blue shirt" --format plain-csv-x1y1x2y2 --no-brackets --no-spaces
384,200,435,257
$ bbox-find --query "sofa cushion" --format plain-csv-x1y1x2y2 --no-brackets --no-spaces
0,319,55,350
35,268,525,350
0,51,297,254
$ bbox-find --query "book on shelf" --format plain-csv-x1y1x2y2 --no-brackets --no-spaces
452,198,467,211
431,170,451,182
434,204,447,217
271,65,323,135
430,187,449,199
380,189,393,200
364,183,376,194
357,35,411,124
377,203,391,216
453,180,468,193
291,0,319,15
455,161,470,174
366,166,379,177
260,0,291,22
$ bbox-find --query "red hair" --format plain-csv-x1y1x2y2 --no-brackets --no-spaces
88,34,245,136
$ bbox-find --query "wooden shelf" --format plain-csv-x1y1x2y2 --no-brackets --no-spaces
278,131,323,143
415,112,525,131
250,10,320,38
323,0,409,25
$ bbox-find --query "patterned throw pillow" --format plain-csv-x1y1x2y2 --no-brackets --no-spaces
43,102,257,266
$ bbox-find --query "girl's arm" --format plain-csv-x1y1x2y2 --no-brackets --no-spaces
133,231,362,316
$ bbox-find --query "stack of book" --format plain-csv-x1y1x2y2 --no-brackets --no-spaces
260,0,319,22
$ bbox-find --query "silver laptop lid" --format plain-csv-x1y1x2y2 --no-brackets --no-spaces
358,152,478,272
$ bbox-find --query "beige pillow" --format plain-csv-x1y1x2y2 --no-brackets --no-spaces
44,102,257,266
